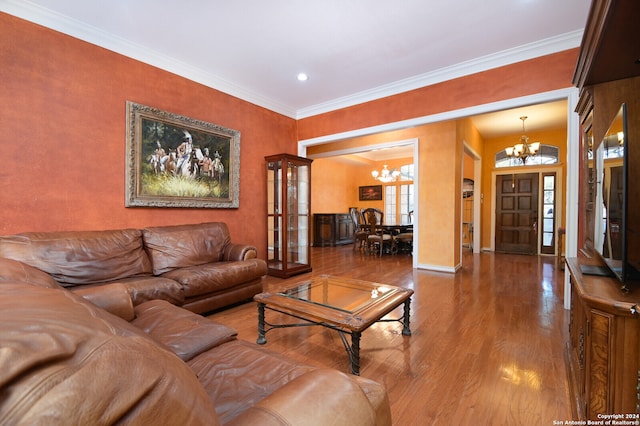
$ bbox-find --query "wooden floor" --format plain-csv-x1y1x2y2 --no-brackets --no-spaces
208,246,571,425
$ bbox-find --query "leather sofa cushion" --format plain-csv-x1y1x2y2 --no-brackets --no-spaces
161,259,267,297
73,283,136,321
143,222,231,275
0,257,61,288
70,275,185,306
0,229,152,286
132,300,238,361
188,340,315,424
0,282,220,425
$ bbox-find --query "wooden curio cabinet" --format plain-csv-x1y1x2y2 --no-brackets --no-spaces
265,154,312,278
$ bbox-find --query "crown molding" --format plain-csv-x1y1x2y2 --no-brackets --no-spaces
3,0,583,120
295,30,583,119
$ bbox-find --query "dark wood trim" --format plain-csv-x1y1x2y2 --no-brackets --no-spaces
573,0,640,88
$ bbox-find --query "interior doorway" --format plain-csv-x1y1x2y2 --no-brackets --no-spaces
495,173,539,254
462,143,481,257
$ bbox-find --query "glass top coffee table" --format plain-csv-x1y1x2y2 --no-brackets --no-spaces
254,275,414,375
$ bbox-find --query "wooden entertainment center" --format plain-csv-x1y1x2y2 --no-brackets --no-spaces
567,0,640,419
565,259,639,418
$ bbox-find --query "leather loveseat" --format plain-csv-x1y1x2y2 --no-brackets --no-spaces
0,271,392,425
0,222,267,314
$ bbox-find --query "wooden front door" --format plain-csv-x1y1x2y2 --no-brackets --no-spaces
495,173,539,254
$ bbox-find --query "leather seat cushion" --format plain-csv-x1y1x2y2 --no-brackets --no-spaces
161,259,266,298
132,299,238,361
69,275,185,306
188,340,314,424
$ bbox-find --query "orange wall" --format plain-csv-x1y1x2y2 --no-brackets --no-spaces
0,13,297,257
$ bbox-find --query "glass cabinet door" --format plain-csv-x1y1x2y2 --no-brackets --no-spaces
266,153,312,277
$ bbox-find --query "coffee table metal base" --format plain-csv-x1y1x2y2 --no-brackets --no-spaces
256,298,412,375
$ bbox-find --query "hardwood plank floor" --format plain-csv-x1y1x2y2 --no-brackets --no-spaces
208,246,571,425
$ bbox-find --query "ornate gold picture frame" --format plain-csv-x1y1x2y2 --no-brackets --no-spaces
125,101,240,208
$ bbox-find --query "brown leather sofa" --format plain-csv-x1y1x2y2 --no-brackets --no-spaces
0,270,392,425
0,222,267,313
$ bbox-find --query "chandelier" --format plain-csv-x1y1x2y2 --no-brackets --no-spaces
371,164,400,183
504,116,540,164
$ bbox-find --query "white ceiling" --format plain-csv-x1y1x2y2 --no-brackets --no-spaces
4,0,590,122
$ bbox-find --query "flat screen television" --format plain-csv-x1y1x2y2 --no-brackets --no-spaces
591,103,640,292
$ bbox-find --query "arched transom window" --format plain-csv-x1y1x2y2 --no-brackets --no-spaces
495,144,560,168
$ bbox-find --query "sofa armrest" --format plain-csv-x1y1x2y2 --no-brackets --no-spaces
223,243,258,261
227,369,380,426
132,300,238,361
72,284,135,321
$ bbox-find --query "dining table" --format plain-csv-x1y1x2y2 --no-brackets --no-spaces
379,224,413,234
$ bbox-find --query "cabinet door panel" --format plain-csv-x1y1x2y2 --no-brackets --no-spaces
588,310,613,417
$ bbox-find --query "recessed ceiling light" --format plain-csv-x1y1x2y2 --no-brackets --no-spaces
297,73,308,81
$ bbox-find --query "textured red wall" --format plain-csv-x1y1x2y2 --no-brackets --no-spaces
298,49,579,140
0,13,296,256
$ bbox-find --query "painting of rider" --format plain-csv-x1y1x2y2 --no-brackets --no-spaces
125,101,240,208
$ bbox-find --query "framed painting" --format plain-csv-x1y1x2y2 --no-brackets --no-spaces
359,185,383,201
125,101,240,208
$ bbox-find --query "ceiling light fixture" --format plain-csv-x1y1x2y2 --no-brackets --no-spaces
371,164,400,183
504,116,540,164
297,73,308,81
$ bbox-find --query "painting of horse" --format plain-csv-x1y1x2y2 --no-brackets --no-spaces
125,101,240,208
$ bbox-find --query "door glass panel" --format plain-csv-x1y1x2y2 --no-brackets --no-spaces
541,174,556,254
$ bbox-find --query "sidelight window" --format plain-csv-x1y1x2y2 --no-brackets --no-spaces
541,173,556,254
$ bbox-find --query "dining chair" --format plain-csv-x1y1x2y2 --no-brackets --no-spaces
362,208,395,256
349,207,369,251
396,210,413,254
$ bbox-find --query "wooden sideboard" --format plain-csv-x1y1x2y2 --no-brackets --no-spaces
313,214,354,247
565,258,640,419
